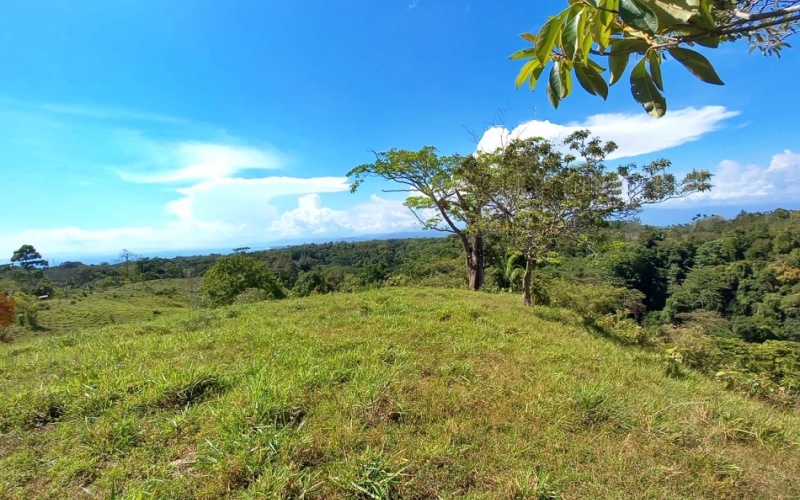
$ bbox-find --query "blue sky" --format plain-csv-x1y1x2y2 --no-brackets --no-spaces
1,1,799,261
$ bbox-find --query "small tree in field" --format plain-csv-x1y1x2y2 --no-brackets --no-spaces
348,149,489,290
203,254,285,307
471,130,712,305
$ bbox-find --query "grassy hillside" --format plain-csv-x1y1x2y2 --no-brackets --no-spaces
30,279,197,338
1,288,799,498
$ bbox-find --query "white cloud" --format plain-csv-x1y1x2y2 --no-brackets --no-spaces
477,106,739,159
0,133,424,258
662,150,800,207
166,176,350,228
119,142,284,183
0,193,425,259
272,194,423,237
0,223,243,259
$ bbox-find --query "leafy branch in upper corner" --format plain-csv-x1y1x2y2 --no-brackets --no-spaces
512,0,799,117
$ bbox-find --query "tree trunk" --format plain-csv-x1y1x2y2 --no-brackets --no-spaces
521,254,534,306
465,233,485,291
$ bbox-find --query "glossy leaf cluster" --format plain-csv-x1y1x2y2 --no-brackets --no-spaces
513,0,799,116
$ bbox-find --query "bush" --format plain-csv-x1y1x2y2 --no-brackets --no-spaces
12,293,41,330
0,293,15,329
234,288,272,304
672,332,800,407
546,279,645,319
203,254,285,307
292,270,329,297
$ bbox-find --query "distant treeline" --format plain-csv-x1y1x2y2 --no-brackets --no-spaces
1,237,465,297
4,209,799,344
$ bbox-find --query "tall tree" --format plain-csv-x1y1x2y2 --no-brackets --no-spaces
512,0,799,116
472,130,712,305
118,249,141,285
11,245,48,270
348,148,489,290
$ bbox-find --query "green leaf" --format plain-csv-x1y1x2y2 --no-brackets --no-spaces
521,32,537,43
609,37,649,55
591,1,615,51
608,53,631,85
529,63,546,90
559,60,573,98
608,40,641,86
586,58,606,73
536,15,564,65
630,58,666,117
575,63,609,99
608,53,629,85
515,59,541,89
696,0,716,30
694,35,720,48
549,61,564,99
668,47,724,85
579,11,593,57
562,7,584,60
649,0,699,25
509,46,537,60
547,83,561,109
619,0,659,34
647,50,663,91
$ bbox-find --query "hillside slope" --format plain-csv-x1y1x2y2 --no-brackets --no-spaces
1,288,799,498
31,279,197,338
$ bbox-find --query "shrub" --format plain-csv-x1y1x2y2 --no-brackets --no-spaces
546,279,644,319
292,270,329,297
0,293,13,342
234,287,272,304
0,293,15,329
11,293,40,330
203,254,285,307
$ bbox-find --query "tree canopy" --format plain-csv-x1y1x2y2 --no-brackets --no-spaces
513,0,799,116
471,130,712,304
11,245,48,270
203,254,285,307
348,148,489,290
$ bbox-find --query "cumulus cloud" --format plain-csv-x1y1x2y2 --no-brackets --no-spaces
119,142,283,183
662,150,800,207
166,176,350,228
272,194,423,237
0,193,424,258
477,106,739,160
118,140,353,241
0,133,428,258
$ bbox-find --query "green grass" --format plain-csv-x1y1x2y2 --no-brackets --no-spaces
1,287,799,498
28,279,197,338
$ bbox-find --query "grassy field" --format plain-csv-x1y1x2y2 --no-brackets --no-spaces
29,279,198,338
1,288,799,498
